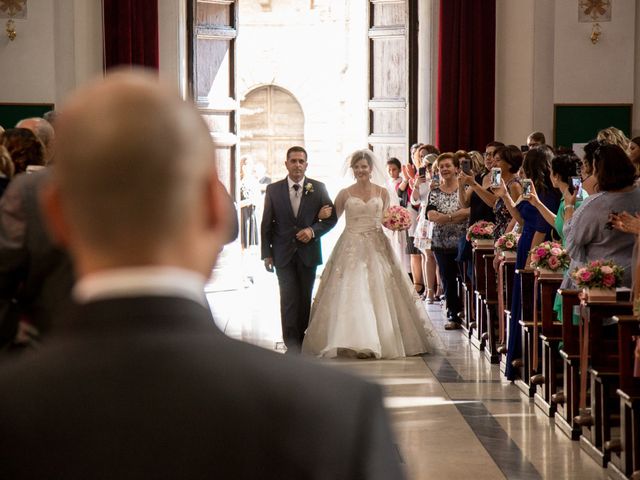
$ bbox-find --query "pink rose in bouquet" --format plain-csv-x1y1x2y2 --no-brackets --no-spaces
529,241,570,271
466,220,496,241
494,232,519,253
382,206,412,231
547,256,560,269
571,259,624,289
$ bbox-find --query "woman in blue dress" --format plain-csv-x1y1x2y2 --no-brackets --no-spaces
493,145,561,381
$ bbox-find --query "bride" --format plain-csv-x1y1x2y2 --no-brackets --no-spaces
302,149,443,359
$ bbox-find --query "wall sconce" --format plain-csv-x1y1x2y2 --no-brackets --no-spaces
590,22,602,44
578,0,611,45
0,0,27,42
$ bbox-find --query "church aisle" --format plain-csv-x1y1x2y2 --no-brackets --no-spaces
206,258,609,479
327,303,610,480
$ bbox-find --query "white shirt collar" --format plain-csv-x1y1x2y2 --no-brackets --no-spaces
73,266,208,306
287,176,306,190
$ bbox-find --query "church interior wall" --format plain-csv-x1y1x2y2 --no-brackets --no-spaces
1,1,639,142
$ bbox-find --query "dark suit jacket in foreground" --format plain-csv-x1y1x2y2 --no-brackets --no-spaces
261,177,337,268
0,296,404,480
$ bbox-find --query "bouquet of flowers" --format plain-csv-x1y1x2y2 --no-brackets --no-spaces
571,260,623,289
494,232,520,252
529,241,570,271
382,206,412,231
466,220,495,241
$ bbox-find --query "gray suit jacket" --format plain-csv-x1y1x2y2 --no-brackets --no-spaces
0,296,404,479
0,170,73,346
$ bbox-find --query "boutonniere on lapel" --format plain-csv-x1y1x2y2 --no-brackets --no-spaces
304,182,314,195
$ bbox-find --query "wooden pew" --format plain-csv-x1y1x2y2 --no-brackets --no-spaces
482,252,500,364
471,244,493,349
499,258,516,375
607,315,640,480
554,289,582,440
460,257,474,334
532,271,564,417
514,268,537,397
577,297,633,467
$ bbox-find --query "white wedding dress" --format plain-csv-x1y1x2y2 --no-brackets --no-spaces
302,191,443,359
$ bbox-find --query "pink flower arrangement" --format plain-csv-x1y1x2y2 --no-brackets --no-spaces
494,232,520,252
466,220,495,241
571,259,623,289
382,206,412,231
528,241,570,271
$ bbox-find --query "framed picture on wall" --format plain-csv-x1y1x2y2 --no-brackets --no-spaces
553,104,632,150
0,103,55,129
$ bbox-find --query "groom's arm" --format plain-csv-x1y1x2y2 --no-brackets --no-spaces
309,183,337,239
260,185,275,260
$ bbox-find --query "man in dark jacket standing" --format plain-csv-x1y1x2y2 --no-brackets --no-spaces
261,146,337,353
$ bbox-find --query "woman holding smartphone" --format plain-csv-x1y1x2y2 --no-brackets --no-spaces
493,146,560,380
426,153,470,329
490,146,523,239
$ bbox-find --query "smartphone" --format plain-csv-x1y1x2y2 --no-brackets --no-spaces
418,166,427,177
490,167,502,187
522,179,532,198
461,158,472,175
570,176,582,196
520,145,530,153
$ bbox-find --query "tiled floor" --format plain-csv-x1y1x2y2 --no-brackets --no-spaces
206,252,610,479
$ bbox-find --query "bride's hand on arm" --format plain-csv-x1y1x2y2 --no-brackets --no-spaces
318,205,333,220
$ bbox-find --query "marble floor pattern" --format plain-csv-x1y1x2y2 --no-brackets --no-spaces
206,254,610,480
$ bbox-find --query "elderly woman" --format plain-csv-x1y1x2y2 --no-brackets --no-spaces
426,153,469,329
564,144,640,289
1,128,45,175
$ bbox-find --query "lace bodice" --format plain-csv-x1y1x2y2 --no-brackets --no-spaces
344,196,383,234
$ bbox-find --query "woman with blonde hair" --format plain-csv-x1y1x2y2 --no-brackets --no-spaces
597,126,630,151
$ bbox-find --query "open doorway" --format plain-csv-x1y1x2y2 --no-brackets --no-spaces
187,0,418,347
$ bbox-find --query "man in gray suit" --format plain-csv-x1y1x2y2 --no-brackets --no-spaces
0,70,404,479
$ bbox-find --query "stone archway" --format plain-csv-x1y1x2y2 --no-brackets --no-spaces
239,85,305,181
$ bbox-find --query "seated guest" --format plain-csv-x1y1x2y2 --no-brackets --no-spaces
564,143,640,289
628,136,640,176
597,125,630,152
0,169,74,349
0,70,403,480
427,153,469,329
16,117,55,164
0,146,13,197
1,128,45,175
527,131,546,148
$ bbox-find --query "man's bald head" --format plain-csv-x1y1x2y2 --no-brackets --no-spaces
16,117,54,156
50,69,222,270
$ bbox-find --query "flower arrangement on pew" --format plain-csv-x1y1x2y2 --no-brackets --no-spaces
466,220,495,247
529,241,570,273
494,232,520,259
382,205,412,231
571,260,623,302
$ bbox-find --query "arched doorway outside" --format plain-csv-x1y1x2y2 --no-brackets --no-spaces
239,85,305,181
